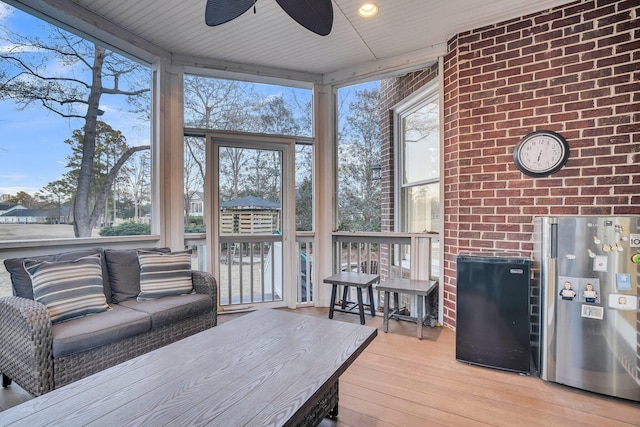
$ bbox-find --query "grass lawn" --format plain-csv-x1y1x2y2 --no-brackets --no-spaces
0,224,100,240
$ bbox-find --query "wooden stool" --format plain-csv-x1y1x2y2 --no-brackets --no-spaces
323,272,379,325
377,278,438,339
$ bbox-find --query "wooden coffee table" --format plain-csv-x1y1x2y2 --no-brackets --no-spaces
0,309,377,426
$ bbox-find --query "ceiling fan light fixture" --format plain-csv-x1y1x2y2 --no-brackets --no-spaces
358,3,378,18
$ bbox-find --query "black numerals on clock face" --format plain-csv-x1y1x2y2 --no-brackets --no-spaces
519,137,563,171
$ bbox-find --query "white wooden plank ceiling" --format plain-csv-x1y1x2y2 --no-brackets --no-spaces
12,0,577,84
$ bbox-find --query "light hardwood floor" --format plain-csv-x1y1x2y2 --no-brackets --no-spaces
1,307,639,426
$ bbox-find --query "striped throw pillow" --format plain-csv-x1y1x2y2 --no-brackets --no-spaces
137,250,193,300
24,254,110,324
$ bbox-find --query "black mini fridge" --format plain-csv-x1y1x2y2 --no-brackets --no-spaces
455,254,531,374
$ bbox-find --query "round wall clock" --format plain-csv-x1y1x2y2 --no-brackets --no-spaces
513,130,569,177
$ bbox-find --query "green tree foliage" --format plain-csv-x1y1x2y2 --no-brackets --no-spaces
6,191,36,208
295,144,313,231
99,222,150,236
36,179,73,223
184,216,205,234
296,177,313,231
58,121,146,226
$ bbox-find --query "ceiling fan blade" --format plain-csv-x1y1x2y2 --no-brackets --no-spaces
205,0,255,26
275,0,333,36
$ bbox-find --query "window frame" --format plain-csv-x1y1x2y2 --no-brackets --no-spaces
393,80,440,233
0,5,155,246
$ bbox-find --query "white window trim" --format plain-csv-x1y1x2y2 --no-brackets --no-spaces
392,79,440,233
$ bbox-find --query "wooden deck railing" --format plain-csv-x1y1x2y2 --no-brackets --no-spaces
331,232,440,282
1,232,438,309
185,233,314,307
331,231,440,313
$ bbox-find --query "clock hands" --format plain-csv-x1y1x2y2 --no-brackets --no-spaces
515,131,569,177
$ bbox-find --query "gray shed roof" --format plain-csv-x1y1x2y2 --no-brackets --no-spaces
220,196,280,210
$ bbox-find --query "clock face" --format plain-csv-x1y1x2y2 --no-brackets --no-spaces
513,131,569,177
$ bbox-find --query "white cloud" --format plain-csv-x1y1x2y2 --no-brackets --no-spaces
0,4,14,22
0,186,40,196
98,104,117,114
262,93,284,103
0,173,29,181
0,174,43,196
0,3,13,40
0,44,43,53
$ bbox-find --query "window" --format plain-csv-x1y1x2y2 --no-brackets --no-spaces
295,143,313,231
184,136,206,233
395,81,440,233
183,75,314,234
0,3,152,241
336,81,382,231
183,75,312,137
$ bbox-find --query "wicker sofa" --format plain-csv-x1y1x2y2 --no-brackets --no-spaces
0,247,217,397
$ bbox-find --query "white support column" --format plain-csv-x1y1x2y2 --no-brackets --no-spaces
152,59,185,250
313,83,336,307
437,55,445,326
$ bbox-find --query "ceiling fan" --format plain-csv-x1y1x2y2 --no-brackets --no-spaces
205,0,334,36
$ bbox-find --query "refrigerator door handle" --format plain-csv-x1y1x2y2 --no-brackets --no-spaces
550,222,558,258
541,256,557,381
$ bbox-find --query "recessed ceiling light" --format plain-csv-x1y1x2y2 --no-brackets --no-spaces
358,3,378,18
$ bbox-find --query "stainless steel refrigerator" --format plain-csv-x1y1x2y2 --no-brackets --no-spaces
533,216,640,402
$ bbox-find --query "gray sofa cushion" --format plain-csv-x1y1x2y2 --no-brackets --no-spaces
119,294,212,328
51,304,151,358
4,248,110,302
104,247,171,303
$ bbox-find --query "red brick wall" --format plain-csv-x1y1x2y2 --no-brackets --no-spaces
381,0,640,328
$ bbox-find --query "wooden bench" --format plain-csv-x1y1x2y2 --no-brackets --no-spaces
0,309,377,426
377,278,438,339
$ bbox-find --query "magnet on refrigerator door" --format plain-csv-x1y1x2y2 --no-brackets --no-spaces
581,282,599,303
558,277,579,301
581,304,604,320
607,294,638,311
593,255,607,272
616,273,631,291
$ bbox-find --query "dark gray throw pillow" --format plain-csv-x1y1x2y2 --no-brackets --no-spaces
104,247,171,303
4,248,107,300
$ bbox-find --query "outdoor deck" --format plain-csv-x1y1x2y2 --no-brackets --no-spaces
1,307,638,425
